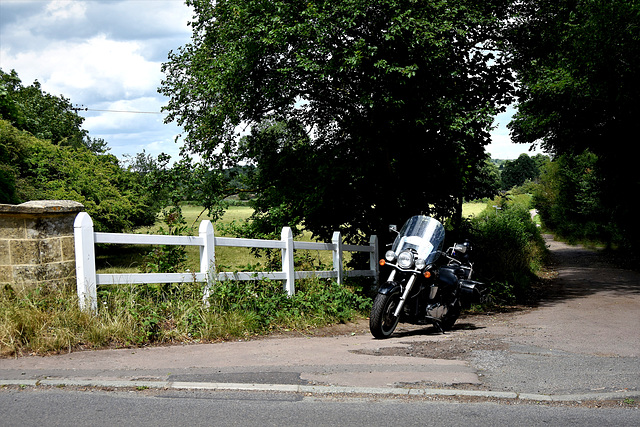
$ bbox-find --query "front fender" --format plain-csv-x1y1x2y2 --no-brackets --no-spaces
377,281,402,296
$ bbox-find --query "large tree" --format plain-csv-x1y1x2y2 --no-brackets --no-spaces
0,69,105,152
505,0,640,250
161,0,512,243
501,153,539,190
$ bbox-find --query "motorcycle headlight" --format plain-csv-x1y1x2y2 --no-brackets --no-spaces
397,250,414,269
415,258,427,270
384,250,396,263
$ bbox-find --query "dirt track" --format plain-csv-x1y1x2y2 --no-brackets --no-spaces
350,234,640,394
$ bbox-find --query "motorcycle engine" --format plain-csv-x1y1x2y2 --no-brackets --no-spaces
426,303,448,319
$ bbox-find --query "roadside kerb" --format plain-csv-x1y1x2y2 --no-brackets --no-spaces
2,378,638,402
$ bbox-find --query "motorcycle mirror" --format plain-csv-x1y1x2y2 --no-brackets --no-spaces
389,224,398,233
454,243,467,253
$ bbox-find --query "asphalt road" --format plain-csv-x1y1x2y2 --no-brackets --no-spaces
468,235,640,395
1,388,638,427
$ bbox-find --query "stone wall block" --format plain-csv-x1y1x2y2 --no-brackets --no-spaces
39,238,62,264
0,216,26,239
0,240,10,265
12,264,44,285
10,240,41,265
25,215,75,239
60,236,75,261
43,261,75,282
0,266,11,283
0,200,84,290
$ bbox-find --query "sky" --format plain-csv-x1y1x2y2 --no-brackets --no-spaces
0,0,542,162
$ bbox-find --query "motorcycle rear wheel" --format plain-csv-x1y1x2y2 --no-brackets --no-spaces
441,300,461,331
370,293,401,339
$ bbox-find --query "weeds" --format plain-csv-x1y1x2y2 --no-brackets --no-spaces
0,203,374,357
0,277,371,357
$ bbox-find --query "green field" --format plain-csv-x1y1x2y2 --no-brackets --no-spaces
96,205,255,274
96,203,489,274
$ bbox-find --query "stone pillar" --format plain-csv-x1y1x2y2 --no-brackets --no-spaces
0,200,84,290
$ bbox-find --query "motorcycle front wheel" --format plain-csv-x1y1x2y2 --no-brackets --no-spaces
369,293,400,339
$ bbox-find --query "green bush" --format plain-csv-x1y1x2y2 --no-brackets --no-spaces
469,203,547,303
141,205,190,274
0,119,160,232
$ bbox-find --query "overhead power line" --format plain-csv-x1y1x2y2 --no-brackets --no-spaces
86,108,167,114
71,105,167,114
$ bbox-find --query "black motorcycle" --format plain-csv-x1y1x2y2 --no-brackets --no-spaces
369,215,484,339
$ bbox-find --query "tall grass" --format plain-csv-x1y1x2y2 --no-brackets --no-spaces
0,278,370,357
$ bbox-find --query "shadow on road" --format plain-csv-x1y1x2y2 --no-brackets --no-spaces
383,322,486,340
533,235,640,306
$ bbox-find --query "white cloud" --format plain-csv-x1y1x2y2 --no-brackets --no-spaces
45,0,87,21
5,35,162,102
0,0,192,161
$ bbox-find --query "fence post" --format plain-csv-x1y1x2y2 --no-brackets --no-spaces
369,234,379,285
200,220,215,303
281,227,295,296
73,212,97,312
332,231,343,285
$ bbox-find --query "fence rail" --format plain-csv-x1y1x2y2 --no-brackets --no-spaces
74,212,378,311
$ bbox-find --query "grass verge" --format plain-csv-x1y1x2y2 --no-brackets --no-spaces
0,278,371,357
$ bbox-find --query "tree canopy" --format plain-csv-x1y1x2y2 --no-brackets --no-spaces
506,0,639,156
0,119,159,231
161,0,513,243
505,0,640,250
500,153,548,190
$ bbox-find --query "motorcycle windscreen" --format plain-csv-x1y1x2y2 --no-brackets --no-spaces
392,215,445,264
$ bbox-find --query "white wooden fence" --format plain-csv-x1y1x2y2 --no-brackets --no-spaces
74,212,378,311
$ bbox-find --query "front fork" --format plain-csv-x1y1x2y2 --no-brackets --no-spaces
392,272,417,318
